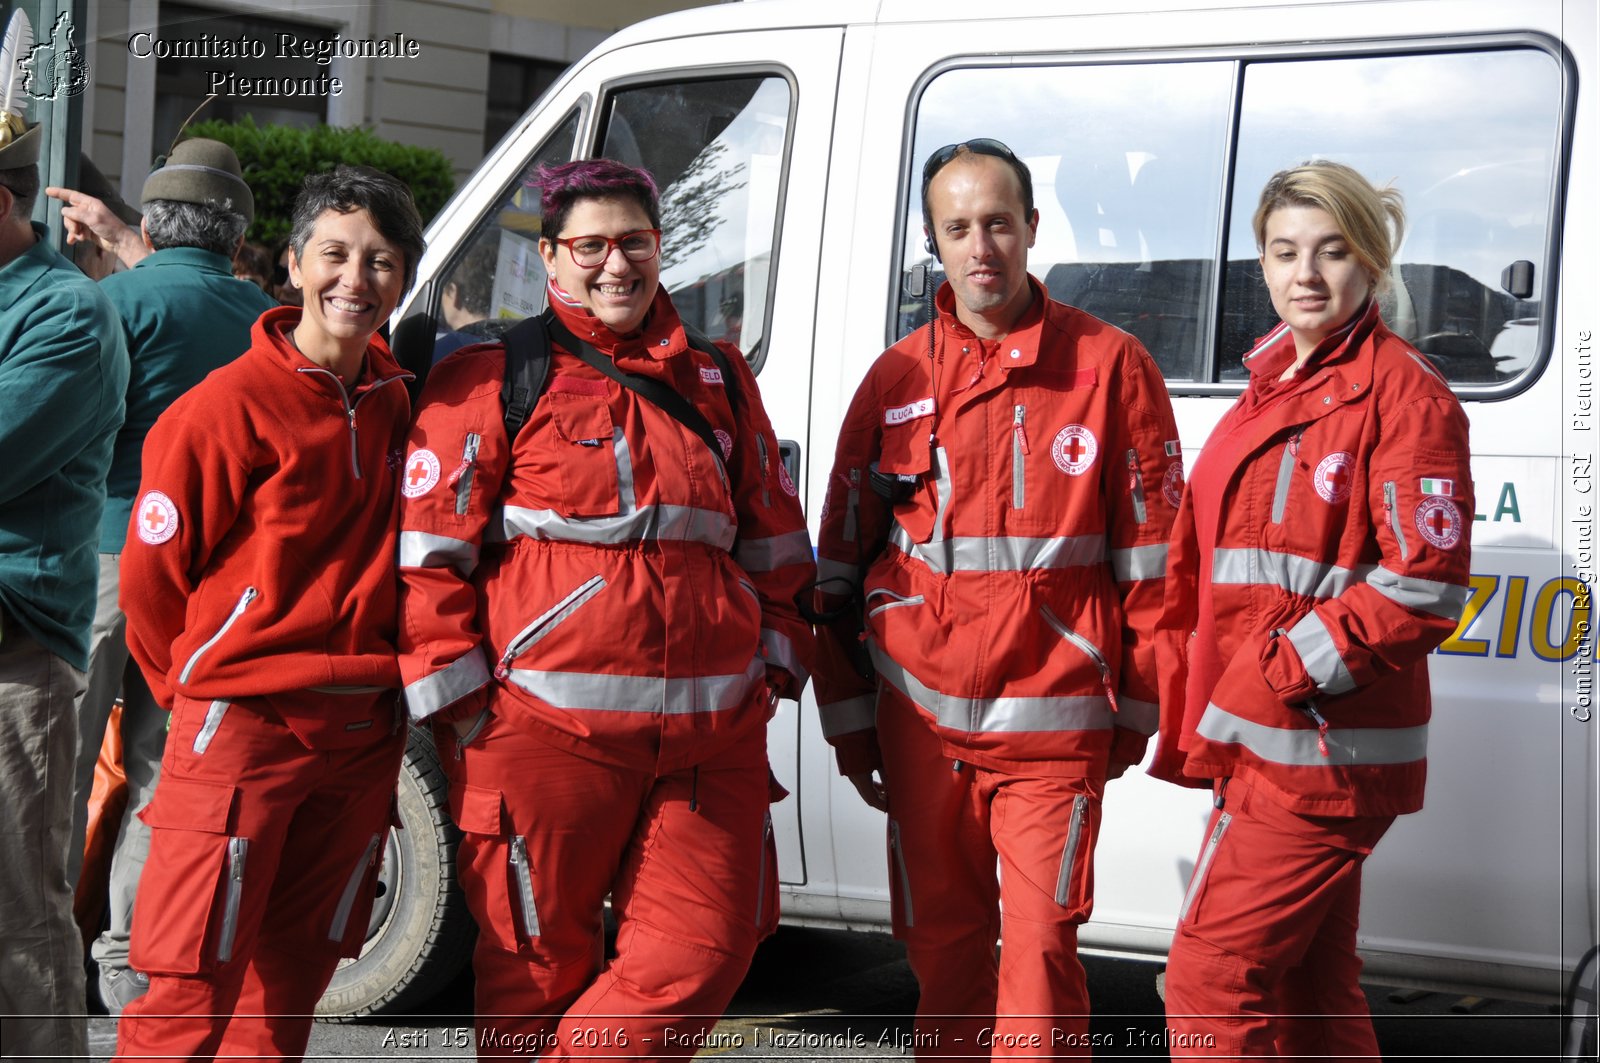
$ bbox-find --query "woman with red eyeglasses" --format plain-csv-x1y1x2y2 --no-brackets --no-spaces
396,158,815,1058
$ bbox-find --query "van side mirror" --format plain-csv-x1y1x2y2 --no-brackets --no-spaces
1501,260,1535,300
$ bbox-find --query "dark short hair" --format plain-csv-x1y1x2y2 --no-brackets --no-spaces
920,139,1034,231
144,199,249,256
536,159,660,243
289,165,426,292
0,162,41,216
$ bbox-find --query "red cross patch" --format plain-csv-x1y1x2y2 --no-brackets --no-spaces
136,491,179,545
1050,425,1098,476
1415,495,1464,549
714,429,733,460
1313,451,1355,504
1162,460,1185,508
402,449,441,499
778,460,798,497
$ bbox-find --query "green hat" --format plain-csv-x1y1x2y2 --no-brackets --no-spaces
0,110,38,168
141,137,254,223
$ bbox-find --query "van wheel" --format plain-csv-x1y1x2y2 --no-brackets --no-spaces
1564,944,1599,1061
316,726,476,1019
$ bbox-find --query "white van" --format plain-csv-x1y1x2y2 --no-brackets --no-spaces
322,0,1599,1035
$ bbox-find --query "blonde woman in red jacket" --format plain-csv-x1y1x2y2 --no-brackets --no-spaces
1151,161,1473,1058
114,166,424,1062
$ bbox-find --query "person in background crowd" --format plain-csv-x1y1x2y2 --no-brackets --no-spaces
0,96,129,1063
233,239,273,293
54,138,277,1017
271,235,303,305
111,165,422,1062
812,138,1180,1058
432,238,498,362
1150,160,1473,1058
398,158,815,1059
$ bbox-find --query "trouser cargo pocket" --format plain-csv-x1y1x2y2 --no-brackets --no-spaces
452,782,535,953
130,773,240,975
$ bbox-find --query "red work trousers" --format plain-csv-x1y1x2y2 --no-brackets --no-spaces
113,694,404,1063
436,709,777,1061
877,685,1103,1060
1163,775,1395,1061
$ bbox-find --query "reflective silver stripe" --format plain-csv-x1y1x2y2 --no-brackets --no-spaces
1211,547,1371,600
736,530,814,573
818,694,876,737
1243,322,1291,365
889,819,914,928
328,833,381,942
869,645,1112,734
929,446,952,543
1270,444,1295,524
1286,612,1357,695
503,656,765,714
399,530,479,575
760,628,809,687
1365,564,1467,619
865,588,924,621
193,700,230,754
495,503,737,551
1197,702,1427,766
1115,695,1159,736
1178,811,1231,923
1110,544,1167,582
889,526,1107,575
1406,348,1449,385
1054,794,1088,906
614,429,637,511
817,556,859,585
404,649,492,722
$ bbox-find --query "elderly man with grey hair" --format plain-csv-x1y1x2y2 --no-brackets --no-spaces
48,138,275,1014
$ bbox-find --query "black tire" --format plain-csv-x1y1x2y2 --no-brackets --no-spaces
316,726,476,1019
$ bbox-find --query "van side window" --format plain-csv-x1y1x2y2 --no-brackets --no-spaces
1227,49,1562,389
598,75,793,371
426,108,581,365
902,46,1565,395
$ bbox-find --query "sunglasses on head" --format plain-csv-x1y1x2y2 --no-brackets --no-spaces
921,138,1021,184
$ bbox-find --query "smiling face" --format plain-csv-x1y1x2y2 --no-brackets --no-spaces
1260,203,1377,362
924,154,1039,339
539,195,661,337
288,207,407,365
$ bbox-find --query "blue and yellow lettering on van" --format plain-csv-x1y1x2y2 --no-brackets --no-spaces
1439,574,1591,661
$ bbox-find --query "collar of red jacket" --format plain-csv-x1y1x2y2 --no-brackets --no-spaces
253,303,407,394
933,274,1049,370
1239,297,1380,408
546,279,689,362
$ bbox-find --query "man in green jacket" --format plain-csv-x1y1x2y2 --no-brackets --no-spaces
0,112,129,1061
49,138,276,1015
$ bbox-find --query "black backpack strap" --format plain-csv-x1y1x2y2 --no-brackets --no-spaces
683,326,742,424
500,312,554,442
545,315,727,471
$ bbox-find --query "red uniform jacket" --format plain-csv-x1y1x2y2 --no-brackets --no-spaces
396,286,815,773
1149,300,1474,817
814,279,1181,777
120,306,412,743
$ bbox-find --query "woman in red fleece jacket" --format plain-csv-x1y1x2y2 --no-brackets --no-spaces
114,166,425,1063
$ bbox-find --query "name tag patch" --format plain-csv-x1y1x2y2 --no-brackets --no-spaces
700,366,724,385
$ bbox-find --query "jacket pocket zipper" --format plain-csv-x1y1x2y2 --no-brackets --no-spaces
1039,605,1118,713
1177,812,1232,924
509,835,540,937
448,433,482,516
1126,449,1147,524
865,588,926,621
494,575,607,680
179,587,258,684
218,836,248,963
888,819,914,928
328,833,382,943
1384,480,1410,560
1012,405,1029,510
1054,794,1089,906
1270,433,1300,524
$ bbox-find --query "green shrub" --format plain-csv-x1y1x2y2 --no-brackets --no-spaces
187,117,455,247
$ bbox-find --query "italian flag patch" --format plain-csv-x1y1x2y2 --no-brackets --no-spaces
1420,477,1455,497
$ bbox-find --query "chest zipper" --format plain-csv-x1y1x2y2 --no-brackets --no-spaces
1126,449,1147,524
297,368,406,480
1012,405,1030,510
494,575,608,680
1039,605,1118,713
1384,481,1410,560
1270,431,1302,525
179,587,258,684
447,433,482,516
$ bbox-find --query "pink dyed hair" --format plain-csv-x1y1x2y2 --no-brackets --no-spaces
536,159,661,240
